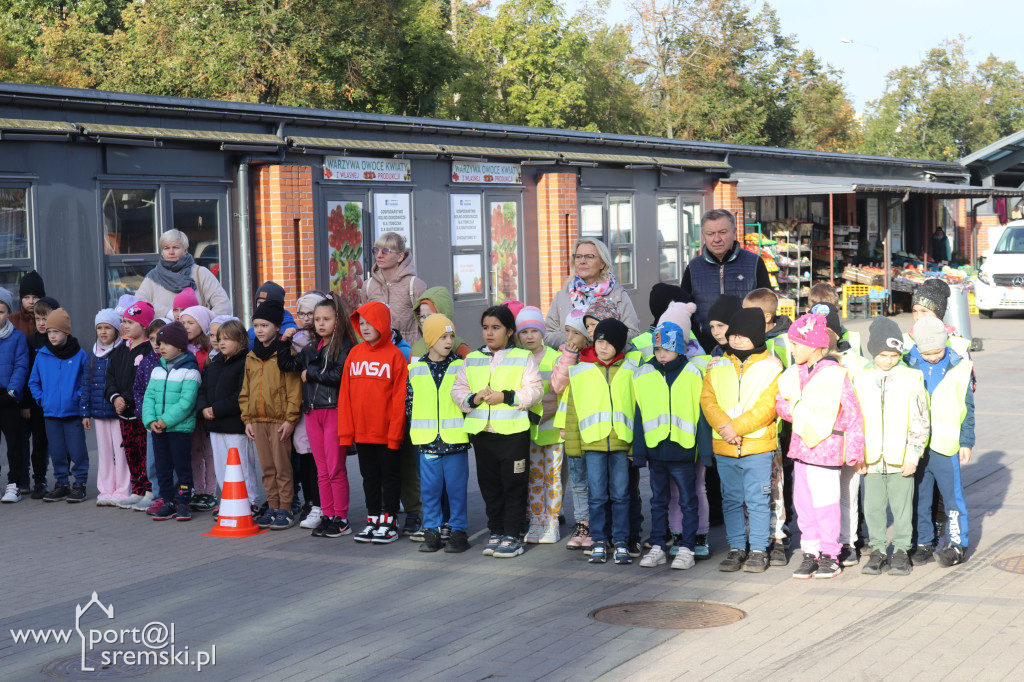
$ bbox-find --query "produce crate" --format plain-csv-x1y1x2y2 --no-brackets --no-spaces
969,291,978,315
778,301,796,320
842,284,885,318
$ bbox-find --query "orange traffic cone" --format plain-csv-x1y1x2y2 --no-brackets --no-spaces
204,447,267,538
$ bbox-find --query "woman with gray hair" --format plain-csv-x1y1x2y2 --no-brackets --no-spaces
543,237,640,348
135,229,231,318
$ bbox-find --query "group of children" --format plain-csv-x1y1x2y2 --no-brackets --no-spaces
0,269,976,578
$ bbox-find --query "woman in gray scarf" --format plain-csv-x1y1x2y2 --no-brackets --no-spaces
135,230,231,318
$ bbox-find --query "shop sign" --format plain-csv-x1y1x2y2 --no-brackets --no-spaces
451,161,521,184
324,156,412,182
450,194,483,246
373,193,411,243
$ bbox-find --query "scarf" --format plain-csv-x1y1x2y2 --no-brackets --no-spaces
145,253,197,294
568,274,616,310
252,337,279,361
727,343,767,363
93,337,123,359
0,319,13,340
46,335,82,360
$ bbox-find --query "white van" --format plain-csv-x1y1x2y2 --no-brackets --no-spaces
976,219,1024,318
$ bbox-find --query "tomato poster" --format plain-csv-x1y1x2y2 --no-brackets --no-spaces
326,201,364,310
453,254,483,296
323,156,411,183
489,201,519,304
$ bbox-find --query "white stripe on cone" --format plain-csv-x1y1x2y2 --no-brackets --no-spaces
218,497,251,518
224,463,243,481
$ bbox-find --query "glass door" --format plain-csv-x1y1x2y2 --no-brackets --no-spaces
168,190,231,302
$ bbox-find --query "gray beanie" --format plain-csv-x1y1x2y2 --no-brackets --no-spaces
911,316,948,352
911,279,951,319
0,287,13,313
867,316,903,357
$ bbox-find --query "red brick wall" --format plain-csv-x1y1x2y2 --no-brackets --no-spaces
954,198,1003,261
252,165,316,312
537,172,577,313
712,181,743,236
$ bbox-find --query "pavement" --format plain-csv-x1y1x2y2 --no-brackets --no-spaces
2,311,1024,681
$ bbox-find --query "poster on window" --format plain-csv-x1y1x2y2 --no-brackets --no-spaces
453,254,484,296
323,156,411,182
374,193,411,244
760,196,777,222
326,201,364,310
890,203,903,253
866,198,879,239
490,201,519,304
450,195,483,246
451,161,522,184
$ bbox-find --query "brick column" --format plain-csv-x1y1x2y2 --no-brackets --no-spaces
537,172,577,313
252,165,316,311
712,181,743,236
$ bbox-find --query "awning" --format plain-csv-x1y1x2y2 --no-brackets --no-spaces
0,118,77,133
652,156,731,170
441,144,557,159
78,123,283,146
288,136,440,153
733,172,1024,198
560,151,656,164
850,178,1024,197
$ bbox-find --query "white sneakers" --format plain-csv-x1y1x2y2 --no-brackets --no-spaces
132,491,154,512
1,483,21,503
524,524,544,544
671,547,696,570
300,506,323,529
640,545,668,567
117,494,143,509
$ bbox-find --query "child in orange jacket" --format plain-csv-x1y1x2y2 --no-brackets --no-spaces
339,301,409,544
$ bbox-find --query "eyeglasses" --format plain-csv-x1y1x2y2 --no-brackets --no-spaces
297,311,314,319
372,246,395,256
573,254,598,262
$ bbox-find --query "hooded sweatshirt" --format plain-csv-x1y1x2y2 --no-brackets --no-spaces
363,255,426,346
339,301,409,449
409,286,471,359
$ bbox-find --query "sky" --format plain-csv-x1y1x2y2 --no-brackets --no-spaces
557,0,1024,113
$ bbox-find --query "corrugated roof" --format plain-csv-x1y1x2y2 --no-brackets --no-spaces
0,118,76,133
441,144,557,159
733,172,1024,198
288,136,440,153
561,152,656,164
851,178,1024,197
652,156,731,169
79,123,282,145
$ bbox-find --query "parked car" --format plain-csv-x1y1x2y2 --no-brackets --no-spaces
976,220,1024,318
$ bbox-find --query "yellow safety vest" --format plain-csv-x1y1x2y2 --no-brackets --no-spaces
928,359,973,457
777,364,848,448
555,360,636,443
530,346,563,446
766,336,791,368
626,331,653,365
842,330,862,357
633,362,702,449
688,354,710,376
852,364,924,466
707,357,782,441
408,360,469,446
462,348,532,435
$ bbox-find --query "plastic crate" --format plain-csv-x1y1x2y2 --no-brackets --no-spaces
968,291,978,315
778,302,796,320
842,284,885,318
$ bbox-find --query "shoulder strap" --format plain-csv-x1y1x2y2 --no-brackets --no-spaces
192,265,206,307
409,277,416,310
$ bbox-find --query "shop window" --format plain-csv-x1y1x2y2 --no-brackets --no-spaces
578,195,635,287
103,189,157,256
657,196,702,282
450,194,486,300
449,193,522,304
172,198,220,280
0,185,33,293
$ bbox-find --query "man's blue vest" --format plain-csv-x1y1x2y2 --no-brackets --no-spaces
687,243,760,340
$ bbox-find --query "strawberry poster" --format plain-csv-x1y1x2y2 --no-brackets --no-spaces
489,201,519,304
327,200,364,310
323,156,411,183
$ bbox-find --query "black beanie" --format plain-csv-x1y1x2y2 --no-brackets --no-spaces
593,318,628,355
253,298,285,327
709,294,743,325
868,316,903,357
19,270,45,299
156,321,189,352
649,283,688,323
809,302,842,337
37,295,60,311
726,308,766,347
911,278,950,319
255,281,286,304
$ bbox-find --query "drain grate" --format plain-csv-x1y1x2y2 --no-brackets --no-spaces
992,555,1024,574
591,600,745,629
43,652,161,679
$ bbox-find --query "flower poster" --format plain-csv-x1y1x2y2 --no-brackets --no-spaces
489,201,518,304
327,201,364,310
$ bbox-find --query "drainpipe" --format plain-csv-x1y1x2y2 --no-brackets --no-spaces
969,196,990,271
237,151,286,324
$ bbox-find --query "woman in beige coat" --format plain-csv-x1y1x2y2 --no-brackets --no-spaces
362,231,427,346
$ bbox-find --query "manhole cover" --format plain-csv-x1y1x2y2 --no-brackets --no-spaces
43,652,161,679
591,601,745,629
992,555,1024,574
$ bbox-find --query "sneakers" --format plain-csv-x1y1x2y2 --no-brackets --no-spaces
402,513,422,537
910,544,934,566
792,552,820,579
888,549,913,576
311,516,331,537
269,509,294,530
743,549,769,573
190,493,216,512
300,506,322,530
330,518,351,537
627,537,642,558
566,521,590,550
815,553,842,579
67,483,87,503
525,524,544,544
151,503,178,520
640,546,667,568
614,542,632,565
255,508,276,529
538,521,560,544
175,503,192,521
30,483,47,500
769,541,789,566
133,492,154,511
409,527,426,542
694,534,710,560
354,516,379,543
588,542,608,564
43,484,70,502
934,544,967,568
494,535,525,559
719,548,747,572
444,530,470,553
482,533,502,556
440,524,452,544
671,546,696,570
419,528,443,552
146,496,166,515
861,549,888,575
838,545,860,567
371,513,399,543
116,493,142,509
2,482,21,503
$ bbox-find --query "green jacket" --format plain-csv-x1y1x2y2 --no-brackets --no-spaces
142,352,201,433
410,286,471,359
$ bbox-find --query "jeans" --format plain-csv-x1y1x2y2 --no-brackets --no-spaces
44,416,89,485
567,456,589,523
151,431,192,504
716,451,773,552
915,449,969,548
585,450,630,544
420,450,469,532
648,459,698,551
146,436,161,499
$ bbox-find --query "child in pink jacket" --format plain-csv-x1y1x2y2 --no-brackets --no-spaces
776,313,864,580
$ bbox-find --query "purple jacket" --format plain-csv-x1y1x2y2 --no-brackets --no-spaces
132,350,162,418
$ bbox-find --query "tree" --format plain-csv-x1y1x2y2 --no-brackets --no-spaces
783,51,861,153
860,37,1024,161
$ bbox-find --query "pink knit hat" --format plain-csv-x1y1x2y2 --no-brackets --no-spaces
172,288,199,310
504,300,525,321
122,301,154,329
515,306,546,336
788,313,830,349
180,305,213,334
657,301,697,342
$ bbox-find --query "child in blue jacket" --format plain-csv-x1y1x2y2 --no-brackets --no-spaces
0,287,29,503
81,309,127,506
28,308,89,503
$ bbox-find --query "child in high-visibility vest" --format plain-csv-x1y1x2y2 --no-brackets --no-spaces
515,306,564,544
406,314,471,554
707,294,742,359
745,288,791,368
852,316,929,576
452,305,542,559
905,317,974,568
555,318,636,566
700,308,781,574
809,283,862,357
776,313,864,580
632,321,712,571
625,283,688,364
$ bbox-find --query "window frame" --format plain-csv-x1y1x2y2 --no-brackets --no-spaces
577,192,636,289
0,181,37,293
656,193,703,283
